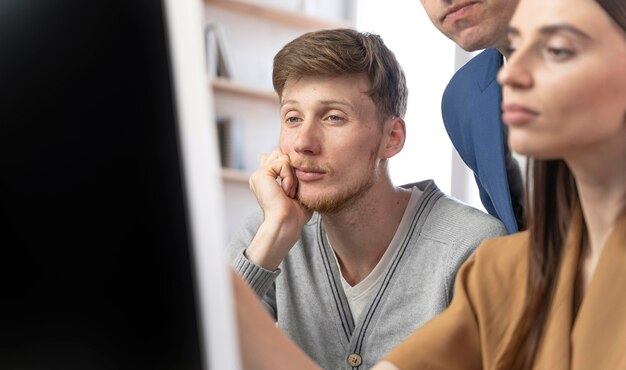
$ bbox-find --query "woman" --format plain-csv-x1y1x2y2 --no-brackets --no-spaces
233,0,626,368
377,0,626,368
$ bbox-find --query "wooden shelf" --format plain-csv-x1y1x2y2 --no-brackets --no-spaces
211,77,278,103
204,0,351,30
221,167,251,183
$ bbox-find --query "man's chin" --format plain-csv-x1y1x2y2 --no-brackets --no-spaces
297,189,366,215
453,27,499,52
296,193,344,214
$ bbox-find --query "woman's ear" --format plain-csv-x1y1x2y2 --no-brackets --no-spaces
380,116,406,159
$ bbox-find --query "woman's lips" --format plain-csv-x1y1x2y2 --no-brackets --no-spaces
502,103,540,126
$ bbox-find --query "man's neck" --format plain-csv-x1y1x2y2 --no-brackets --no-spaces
321,182,412,286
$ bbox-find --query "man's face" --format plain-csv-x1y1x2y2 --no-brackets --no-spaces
278,74,386,214
420,0,520,52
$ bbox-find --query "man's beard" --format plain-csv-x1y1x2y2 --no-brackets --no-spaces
294,149,379,215
297,179,375,214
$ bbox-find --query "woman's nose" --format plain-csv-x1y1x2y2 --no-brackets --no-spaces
497,51,534,90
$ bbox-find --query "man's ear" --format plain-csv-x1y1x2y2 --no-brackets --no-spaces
380,116,406,159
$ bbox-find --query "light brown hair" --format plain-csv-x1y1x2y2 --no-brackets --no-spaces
272,28,408,121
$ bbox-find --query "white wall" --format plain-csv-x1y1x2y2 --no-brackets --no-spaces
355,0,484,211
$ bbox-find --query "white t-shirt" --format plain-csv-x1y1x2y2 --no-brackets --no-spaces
330,186,423,322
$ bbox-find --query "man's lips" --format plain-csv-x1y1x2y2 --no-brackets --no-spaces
442,2,479,22
501,103,540,126
294,167,326,182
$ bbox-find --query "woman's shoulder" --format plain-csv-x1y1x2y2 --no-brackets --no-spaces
474,230,530,260
466,231,530,299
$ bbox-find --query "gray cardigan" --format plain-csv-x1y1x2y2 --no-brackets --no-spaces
227,180,506,370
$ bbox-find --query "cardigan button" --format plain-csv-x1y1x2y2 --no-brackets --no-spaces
347,353,362,367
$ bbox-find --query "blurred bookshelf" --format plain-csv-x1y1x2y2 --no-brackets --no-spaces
211,77,277,103
221,167,250,183
203,0,354,238
204,0,351,30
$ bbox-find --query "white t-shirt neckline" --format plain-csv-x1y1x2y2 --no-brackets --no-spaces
328,186,423,323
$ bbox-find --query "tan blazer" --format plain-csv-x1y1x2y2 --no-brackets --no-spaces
386,208,626,370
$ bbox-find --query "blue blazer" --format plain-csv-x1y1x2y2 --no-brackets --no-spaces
441,48,519,233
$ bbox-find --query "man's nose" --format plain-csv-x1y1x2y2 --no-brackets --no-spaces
293,119,321,155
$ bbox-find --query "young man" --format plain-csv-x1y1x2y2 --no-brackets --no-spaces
420,0,525,233
227,29,506,370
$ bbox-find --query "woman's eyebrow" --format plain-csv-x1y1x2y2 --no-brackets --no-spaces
539,24,591,39
507,24,591,40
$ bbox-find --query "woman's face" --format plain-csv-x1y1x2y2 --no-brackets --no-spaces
498,0,626,161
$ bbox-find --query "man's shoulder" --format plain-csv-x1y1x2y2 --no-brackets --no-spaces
402,180,505,236
445,48,502,97
450,48,502,83
420,194,507,243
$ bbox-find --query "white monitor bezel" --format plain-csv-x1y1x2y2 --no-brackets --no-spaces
163,1,241,368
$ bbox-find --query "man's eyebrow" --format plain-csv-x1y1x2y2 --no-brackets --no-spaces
280,99,296,108
280,99,354,109
507,24,591,40
319,100,354,108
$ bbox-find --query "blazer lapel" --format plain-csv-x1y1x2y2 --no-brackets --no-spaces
571,211,626,369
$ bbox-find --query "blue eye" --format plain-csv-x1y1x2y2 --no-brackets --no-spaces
285,116,302,124
325,114,344,122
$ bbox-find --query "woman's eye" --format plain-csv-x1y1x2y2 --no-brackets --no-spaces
504,36,519,56
504,46,517,58
544,46,574,60
506,44,518,56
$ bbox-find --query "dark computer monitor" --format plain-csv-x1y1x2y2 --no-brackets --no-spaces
0,0,239,369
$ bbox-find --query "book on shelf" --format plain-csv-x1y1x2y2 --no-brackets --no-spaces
216,116,244,170
205,23,234,79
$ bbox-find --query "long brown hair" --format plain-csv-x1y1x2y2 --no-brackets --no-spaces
509,159,577,369
510,1,626,368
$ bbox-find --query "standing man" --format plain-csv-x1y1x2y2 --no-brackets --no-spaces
227,29,505,370
420,0,525,233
